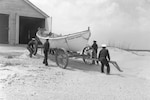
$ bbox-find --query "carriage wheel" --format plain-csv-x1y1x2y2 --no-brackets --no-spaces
55,49,69,69
82,46,94,64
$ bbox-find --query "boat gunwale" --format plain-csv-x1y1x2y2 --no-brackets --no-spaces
36,29,91,41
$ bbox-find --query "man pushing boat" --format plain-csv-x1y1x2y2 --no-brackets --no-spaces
98,44,123,74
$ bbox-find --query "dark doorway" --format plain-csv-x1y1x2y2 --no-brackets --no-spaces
0,14,9,44
19,16,45,44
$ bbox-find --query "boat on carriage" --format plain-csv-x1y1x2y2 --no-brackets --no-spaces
36,27,91,52
36,27,95,68
36,27,123,72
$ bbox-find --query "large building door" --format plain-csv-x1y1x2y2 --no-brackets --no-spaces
0,14,9,44
19,16,45,44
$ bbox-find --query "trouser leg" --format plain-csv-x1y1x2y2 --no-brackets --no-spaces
92,51,97,64
33,48,37,55
101,62,104,73
33,45,38,55
44,51,48,66
43,57,45,64
105,62,110,74
95,52,99,64
27,47,33,57
92,51,94,64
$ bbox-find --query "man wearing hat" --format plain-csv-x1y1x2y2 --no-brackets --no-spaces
92,40,98,64
98,44,110,74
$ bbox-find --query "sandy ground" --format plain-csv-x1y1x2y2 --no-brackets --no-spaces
0,44,150,100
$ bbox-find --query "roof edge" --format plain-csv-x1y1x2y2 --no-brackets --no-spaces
24,0,49,18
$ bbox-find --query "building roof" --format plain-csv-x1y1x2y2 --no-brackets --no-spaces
23,0,49,18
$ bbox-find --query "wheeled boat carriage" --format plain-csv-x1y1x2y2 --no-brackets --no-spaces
36,27,97,68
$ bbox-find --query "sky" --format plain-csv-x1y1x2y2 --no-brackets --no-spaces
30,0,150,50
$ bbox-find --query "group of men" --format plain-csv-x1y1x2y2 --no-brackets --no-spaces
92,40,111,74
27,38,50,66
27,38,112,74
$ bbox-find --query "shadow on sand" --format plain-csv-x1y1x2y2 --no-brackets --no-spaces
48,55,101,73
43,54,124,77
66,58,101,73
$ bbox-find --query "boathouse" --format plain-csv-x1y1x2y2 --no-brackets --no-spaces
0,0,49,44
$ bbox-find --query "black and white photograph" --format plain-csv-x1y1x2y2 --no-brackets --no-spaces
0,0,150,100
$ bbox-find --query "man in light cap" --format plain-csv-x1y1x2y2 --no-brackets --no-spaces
98,44,111,74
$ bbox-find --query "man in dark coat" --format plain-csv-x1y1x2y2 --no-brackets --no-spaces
98,44,110,74
27,38,36,58
43,39,50,66
92,40,98,64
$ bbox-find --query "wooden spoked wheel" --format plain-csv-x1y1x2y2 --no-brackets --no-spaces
55,49,69,69
82,46,94,64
